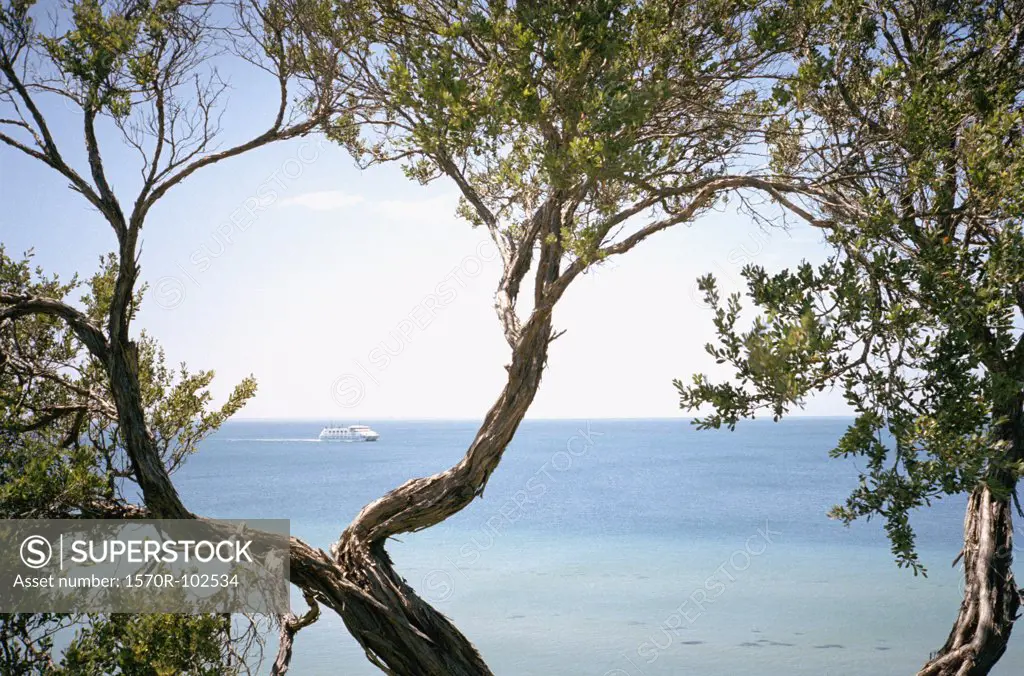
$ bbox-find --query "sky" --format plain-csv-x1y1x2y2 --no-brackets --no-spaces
0,19,850,421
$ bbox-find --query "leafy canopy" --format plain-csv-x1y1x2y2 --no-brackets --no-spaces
345,0,781,267
678,0,1024,573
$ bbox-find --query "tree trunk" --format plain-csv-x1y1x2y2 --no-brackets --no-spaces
918,484,1021,676
292,311,554,675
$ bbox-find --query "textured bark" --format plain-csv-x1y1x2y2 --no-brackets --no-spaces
281,183,567,673
917,484,1021,676
3,18,545,671
323,311,553,674
107,337,192,519
271,591,320,675
107,231,193,520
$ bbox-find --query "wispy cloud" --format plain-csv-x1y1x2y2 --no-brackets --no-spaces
371,194,460,226
279,190,364,211
277,190,463,227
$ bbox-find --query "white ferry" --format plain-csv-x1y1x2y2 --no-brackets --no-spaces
319,424,379,442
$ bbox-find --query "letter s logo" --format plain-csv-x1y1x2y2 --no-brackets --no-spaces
20,536,52,569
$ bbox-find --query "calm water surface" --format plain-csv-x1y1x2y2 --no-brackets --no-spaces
176,418,1024,675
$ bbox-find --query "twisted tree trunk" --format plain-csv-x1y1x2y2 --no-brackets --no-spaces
918,484,1021,676
323,310,553,674
3,177,567,674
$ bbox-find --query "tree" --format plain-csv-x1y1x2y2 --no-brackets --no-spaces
0,0,351,671
678,1,1024,673
2,0,823,673
0,0,358,509
310,0,826,672
0,249,260,672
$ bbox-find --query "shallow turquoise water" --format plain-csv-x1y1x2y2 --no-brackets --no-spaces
176,418,1024,674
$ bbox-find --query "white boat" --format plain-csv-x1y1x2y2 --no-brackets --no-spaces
319,424,379,442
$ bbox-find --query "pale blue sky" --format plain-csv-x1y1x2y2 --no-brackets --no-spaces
0,34,849,420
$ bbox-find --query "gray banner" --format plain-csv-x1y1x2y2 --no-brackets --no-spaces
0,519,290,614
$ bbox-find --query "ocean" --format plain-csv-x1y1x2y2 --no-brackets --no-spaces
175,418,1024,675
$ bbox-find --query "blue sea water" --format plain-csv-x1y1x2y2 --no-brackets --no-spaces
176,418,1024,675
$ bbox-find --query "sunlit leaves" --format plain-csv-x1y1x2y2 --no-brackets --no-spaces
351,0,776,261
1,248,257,510
679,0,1024,572
61,613,233,675
1,249,255,671
13,0,195,116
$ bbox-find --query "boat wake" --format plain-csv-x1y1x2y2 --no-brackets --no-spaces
223,438,321,443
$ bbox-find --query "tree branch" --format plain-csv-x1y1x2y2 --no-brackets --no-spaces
83,107,128,237
270,591,320,676
0,293,110,362
0,56,106,213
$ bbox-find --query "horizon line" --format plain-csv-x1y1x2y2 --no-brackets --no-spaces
228,414,856,422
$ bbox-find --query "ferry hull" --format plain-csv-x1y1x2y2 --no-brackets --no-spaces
319,437,377,442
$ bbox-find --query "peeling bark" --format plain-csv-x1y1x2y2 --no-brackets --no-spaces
323,311,554,674
281,192,567,673
271,591,320,676
918,484,1021,676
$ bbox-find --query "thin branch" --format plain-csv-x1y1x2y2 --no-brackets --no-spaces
270,591,320,676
